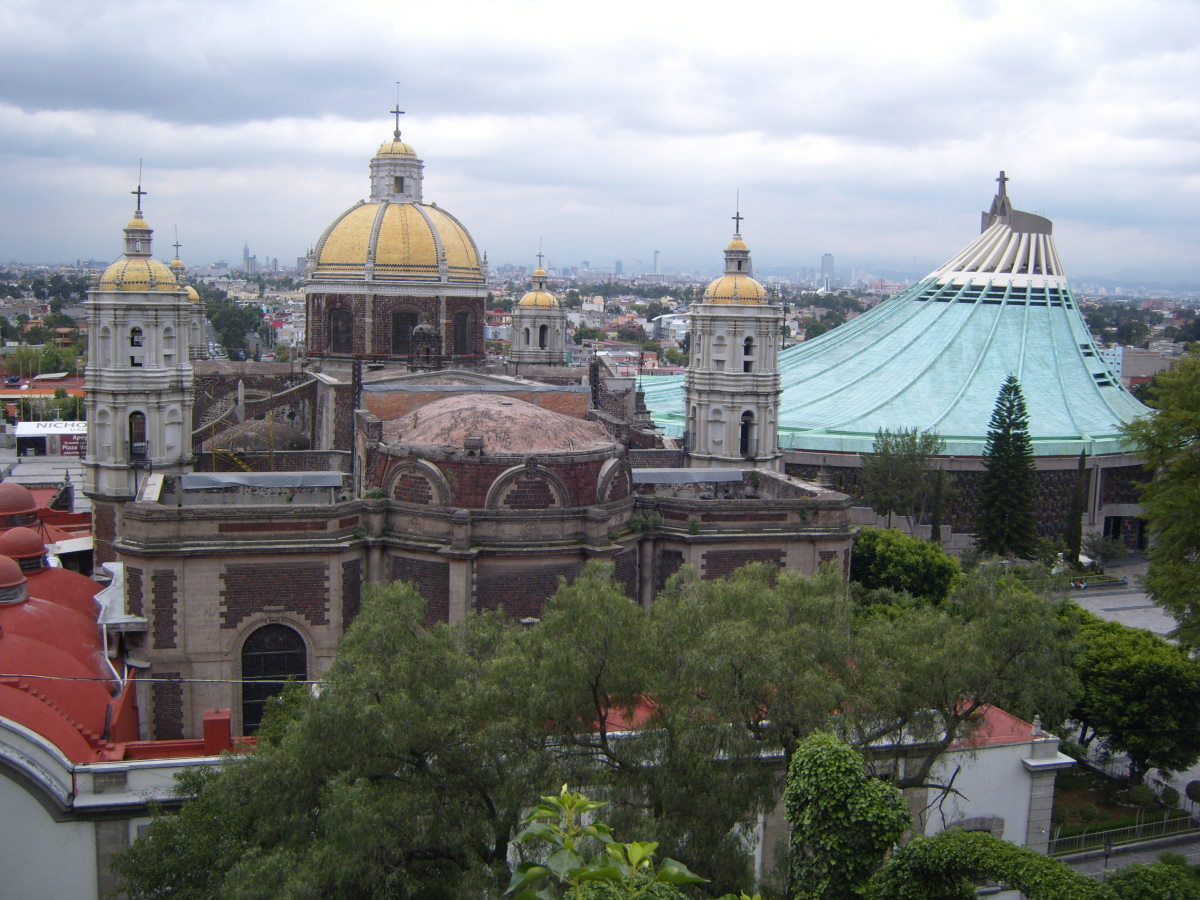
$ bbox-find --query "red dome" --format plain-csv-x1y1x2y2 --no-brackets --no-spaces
0,527,46,560
0,482,37,516
0,555,26,588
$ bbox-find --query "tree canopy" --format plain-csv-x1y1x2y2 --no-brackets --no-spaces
1122,352,1200,645
850,527,960,603
1065,604,1200,782
116,563,1080,898
977,375,1038,559
858,427,945,531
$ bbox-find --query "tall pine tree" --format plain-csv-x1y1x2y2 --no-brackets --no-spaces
977,375,1038,559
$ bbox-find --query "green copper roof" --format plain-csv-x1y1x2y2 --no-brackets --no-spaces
643,176,1151,457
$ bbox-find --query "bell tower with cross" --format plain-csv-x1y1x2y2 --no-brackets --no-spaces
682,206,783,471
84,177,196,561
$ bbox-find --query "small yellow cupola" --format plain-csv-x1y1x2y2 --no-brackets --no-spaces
702,210,766,305
518,266,559,309
98,182,179,293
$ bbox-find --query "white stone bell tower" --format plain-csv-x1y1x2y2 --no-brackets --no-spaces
682,215,782,470
510,257,567,367
84,185,195,513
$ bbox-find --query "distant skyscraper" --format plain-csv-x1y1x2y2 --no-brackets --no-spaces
820,253,834,281
654,250,660,275
615,259,623,275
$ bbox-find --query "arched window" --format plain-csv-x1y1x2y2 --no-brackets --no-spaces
129,326,145,367
330,309,353,353
523,327,531,347
743,336,755,373
241,624,307,735
740,411,756,458
538,324,548,349
99,326,113,367
128,411,148,461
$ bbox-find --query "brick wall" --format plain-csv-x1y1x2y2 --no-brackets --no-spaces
500,475,557,509
613,548,638,599
629,449,685,468
1101,464,1148,506
702,548,783,579
604,465,631,502
126,565,144,617
331,383,355,452
93,502,117,566
786,461,1135,538
220,563,330,628
194,450,351,474
475,563,579,619
654,548,685,595
151,569,177,649
392,556,450,625
152,672,183,740
342,559,362,628
393,470,435,504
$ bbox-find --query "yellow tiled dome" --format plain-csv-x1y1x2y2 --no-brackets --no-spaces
518,290,559,309
376,140,417,159
703,273,767,305
312,201,484,284
185,285,201,303
99,257,179,292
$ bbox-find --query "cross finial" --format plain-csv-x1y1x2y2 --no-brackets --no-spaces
172,225,182,259
390,82,405,140
732,189,743,233
131,159,147,213
996,170,1009,196
536,250,545,268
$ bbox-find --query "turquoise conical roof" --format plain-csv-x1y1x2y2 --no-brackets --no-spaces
643,175,1150,457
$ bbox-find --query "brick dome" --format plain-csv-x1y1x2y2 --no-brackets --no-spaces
0,527,46,562
385,394,617,454
0,482,37,516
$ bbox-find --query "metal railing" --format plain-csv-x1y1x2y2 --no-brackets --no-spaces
1050,815,1200,856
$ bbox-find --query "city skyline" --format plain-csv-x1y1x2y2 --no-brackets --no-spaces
2,0,1198,284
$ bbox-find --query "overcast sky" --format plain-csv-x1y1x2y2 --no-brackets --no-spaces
2,0,1197,284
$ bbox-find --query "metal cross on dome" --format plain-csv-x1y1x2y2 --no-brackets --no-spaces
390,82,405,140
131,160,147,212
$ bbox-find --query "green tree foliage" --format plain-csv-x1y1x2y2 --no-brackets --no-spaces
1122,353,1200,645
1066,605,1200,782
116,564,1079,898
850,528,960,603
869,828,1095,900
116,582,549,897
1065,451,1088,567
1095,862,1200,899
204,295,263,355
785,732,909,899
977,375,1038,559
506,785,702,900
859,427,946,531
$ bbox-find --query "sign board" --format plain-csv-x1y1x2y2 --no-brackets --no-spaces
13,421,87,436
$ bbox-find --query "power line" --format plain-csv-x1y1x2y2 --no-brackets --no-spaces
1,672,321,687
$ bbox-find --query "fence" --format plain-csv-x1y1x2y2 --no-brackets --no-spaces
1050,815,1200,856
